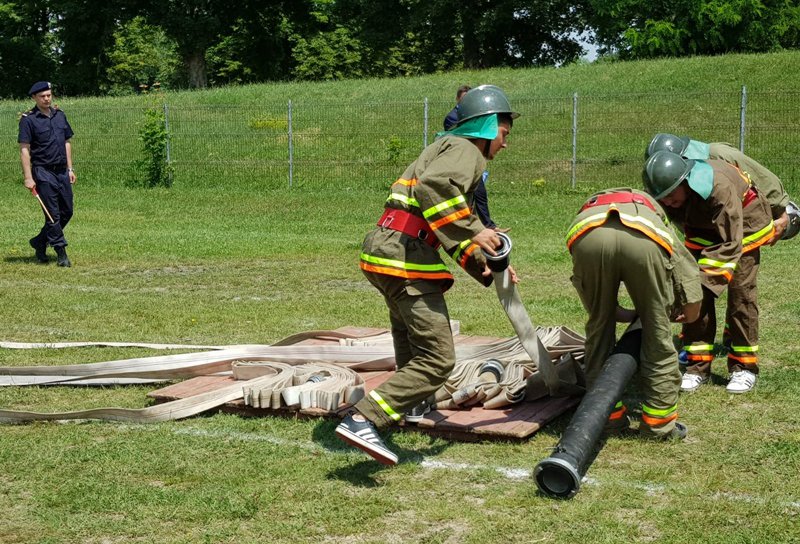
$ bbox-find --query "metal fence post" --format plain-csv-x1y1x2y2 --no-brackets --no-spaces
423,97,429,149
739,85,747,152
288,99,293,188
163,102,172,186
571,92,578,189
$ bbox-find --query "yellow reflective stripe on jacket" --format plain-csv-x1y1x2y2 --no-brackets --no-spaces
566,212,608,246
697,258,737,271
387,193,420,208
743,221,774,252
615,212,675,245
360,253,449,272
731,344,759,352
458,243,479,268
452,239,473,261
687,236,714,247
360,255,453,281
566,209,673,254
684,344,715,352
369,390,402,421
422,195,467,219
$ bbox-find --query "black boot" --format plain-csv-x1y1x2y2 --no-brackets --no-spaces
54,246,71,268
29,237,49,263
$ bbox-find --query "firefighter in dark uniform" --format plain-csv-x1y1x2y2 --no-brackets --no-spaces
567,188,702,439
18,81,76,267
335,85,520,465
644,151,776,394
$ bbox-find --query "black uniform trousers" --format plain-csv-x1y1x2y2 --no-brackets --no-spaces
31,165,73,248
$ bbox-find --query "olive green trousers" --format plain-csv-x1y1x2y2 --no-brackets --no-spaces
355,271,455,430
570,220,680,437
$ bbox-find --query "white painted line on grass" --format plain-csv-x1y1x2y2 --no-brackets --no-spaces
420,459,532,480
111,424,800,509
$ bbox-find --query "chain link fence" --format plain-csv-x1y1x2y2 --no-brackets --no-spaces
2,88,798,192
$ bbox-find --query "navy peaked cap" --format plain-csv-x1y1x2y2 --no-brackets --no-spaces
29,81,52,95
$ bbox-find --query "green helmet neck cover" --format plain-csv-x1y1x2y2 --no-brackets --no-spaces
687,160,714,199
684,140,711,160
437,114,498,141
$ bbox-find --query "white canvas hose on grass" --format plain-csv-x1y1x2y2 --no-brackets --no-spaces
0,331,528,424
0,244,588,424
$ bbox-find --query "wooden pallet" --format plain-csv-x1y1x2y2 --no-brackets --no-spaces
147,326,581,441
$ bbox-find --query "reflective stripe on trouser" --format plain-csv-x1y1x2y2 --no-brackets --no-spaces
682,249,760,376
355,270,455,430
31,166,73,248
604,401,629,433
570,219,680,437
640,402,678,437
724,249,760,374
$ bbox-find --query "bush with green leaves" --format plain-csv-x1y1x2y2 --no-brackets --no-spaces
132,101,173,188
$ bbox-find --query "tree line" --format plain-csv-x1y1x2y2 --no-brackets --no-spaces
2,0,798,98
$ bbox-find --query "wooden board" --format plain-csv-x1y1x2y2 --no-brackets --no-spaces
146,326,581,441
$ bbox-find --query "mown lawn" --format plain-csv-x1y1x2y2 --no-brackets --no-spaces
1,172,798,543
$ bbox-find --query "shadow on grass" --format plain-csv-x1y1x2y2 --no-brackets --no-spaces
312,417,452,487
3,255,48,265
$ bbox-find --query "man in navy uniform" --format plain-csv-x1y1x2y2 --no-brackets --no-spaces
18,81,76,267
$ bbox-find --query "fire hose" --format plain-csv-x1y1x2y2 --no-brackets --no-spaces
482,233,585,399
534,320,642,499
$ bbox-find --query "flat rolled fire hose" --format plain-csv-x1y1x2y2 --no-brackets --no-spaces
0,372,286,424
483,233,583,398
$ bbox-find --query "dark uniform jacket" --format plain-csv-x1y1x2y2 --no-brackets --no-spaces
360,136,490,292
664,160,774,296
18,106,74,168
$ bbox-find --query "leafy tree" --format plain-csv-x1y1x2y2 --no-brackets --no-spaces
50,0,136,96
292,26,366,81
325,0,586,75
206,11,298,86
105,17,182,95
0,0,57,98
139,0,233,88
586,0,800,59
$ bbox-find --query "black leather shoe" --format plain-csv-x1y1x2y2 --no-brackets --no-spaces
29,237,48,263
55,246,71,268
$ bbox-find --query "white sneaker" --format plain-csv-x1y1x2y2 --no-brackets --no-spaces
726,370,757,394
680,373,708,392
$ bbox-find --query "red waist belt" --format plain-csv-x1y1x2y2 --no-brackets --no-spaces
378,208,440,248
742,187,758,208
581,192,657,212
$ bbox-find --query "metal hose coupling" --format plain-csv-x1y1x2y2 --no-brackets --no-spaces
783,201,800,240
482,232,513,272
479,359,505,382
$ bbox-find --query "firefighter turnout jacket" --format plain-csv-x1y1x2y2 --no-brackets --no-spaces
707,142,790,220
566,188,702,438
668,160,774,297
360,135,491,290
566,188,701,310
664,160,773,377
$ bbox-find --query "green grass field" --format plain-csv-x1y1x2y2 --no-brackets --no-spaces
1,52,799,543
